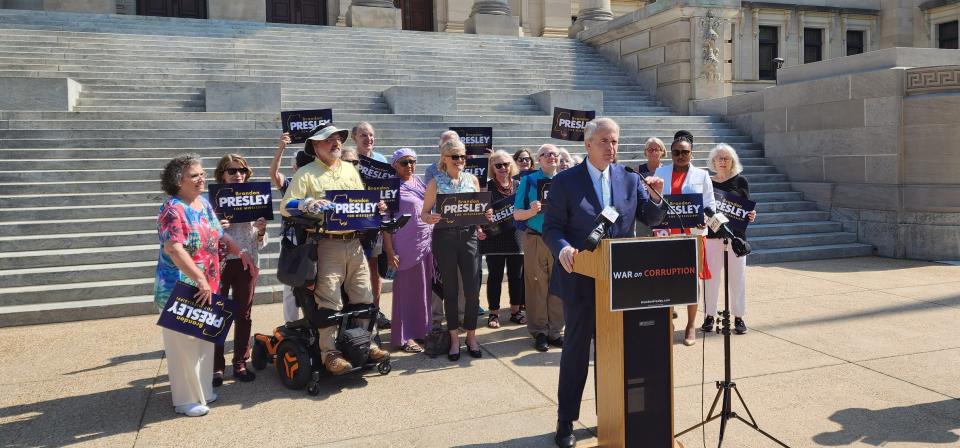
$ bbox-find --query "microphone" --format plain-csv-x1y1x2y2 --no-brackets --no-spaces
704,207,752,257
583,206,619,251
625,165,687,232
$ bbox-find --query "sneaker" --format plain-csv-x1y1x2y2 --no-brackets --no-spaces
368,346,390,362
324,353,353,375
534,333,549,352
700,315,715,333
377,311,392,329
734,318,748,334
175,403,209,417
478,306,487,316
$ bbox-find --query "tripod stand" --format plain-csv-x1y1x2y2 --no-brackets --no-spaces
675,237,789,448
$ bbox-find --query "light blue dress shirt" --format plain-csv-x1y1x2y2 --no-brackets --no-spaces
584,159,612,208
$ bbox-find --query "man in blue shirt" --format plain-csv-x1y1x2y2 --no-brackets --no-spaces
513,144,564,352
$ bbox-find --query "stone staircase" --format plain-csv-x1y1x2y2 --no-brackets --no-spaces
0,10,872,326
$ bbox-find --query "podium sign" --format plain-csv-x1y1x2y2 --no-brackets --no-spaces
609,237,698,311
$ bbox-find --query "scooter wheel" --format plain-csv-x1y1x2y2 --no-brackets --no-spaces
377,360,391,375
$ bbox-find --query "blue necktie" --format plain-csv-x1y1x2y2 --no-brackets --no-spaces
600,171,610,208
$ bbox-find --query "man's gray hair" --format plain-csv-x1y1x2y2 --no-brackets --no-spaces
584,117,620,141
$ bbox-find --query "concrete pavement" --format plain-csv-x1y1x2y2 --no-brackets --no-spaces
1,256,959,447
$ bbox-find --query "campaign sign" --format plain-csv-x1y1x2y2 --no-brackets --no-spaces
156,281,235,345
324,190,382,231
714,191,756,234
449,127,493,156
653,194,705,229
282,109,333,144
489,194,516,224
536,179,552,206
464,158,489,189
208,182,274,223
609,237,699,311
365,177,401,213
434,191,492,228
551,107,596,141
358,154,396,180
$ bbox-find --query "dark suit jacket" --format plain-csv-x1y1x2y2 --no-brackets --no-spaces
543,161,666,301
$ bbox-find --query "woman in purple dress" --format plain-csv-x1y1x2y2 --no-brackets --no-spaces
382,148,434,352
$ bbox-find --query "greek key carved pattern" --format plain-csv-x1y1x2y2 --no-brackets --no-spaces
905,67,960,95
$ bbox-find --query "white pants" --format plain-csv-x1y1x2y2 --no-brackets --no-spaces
703,237,747,318
282,284,301,323
161,328,215,408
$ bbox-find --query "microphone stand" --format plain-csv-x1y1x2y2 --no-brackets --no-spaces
633,167,690,234
675,237,789,448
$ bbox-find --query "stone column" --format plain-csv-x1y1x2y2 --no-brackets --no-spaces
540,0,570,37
346,0,402,29
569,0,613,37
465,0,521,36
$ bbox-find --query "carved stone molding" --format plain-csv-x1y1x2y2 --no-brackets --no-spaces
699,11,723,82
905,66,960,95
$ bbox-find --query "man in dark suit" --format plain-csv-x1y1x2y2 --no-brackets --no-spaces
543,117,666,447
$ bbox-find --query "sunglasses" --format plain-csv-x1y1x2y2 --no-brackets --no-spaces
345,159,360,166
447,154,467,161
516,157,532,163
539,152,559,158
494,162,510,170
672,149,692,156
397,159,417,167
225,167,250,175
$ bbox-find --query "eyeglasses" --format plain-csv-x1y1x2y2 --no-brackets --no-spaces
225,167,250,175
715,156,731,162
672,149,692,156
397,159,417,167
539,152,559,158
516,157,532,163
494,162,510,170
645,147,662,153
447,154,467,161
344,159,360,166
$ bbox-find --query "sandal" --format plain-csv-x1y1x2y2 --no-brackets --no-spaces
402,342,424,353
509,310,527,325
487,313,501,329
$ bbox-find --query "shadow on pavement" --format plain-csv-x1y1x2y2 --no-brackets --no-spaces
813,399,960,446
453,427,596,448
64,350,164,375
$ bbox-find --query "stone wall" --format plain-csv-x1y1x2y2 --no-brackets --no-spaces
692,48,960,260
577,0,740,114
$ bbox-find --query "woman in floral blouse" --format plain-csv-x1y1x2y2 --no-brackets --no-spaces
155,154,254,417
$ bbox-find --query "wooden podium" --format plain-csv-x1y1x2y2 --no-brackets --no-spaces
573,236,699,448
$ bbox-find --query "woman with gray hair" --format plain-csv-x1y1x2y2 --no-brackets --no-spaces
701,143,756,335
557,148,574,172
155,154,255,417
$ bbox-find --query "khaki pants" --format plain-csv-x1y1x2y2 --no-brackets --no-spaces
313,238,374,362
522,232,564,339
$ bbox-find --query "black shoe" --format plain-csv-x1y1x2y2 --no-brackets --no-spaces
377,311,392,329
534,333,549,352
548,336,564,348
701,315,715,333
555,420,575,448
447,351,460,362
233,366,256,382
212,373,223,388
734,317,747,334
467,345,482,358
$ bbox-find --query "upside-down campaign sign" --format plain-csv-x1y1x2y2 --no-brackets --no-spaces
208,182,274,223
324,190,382,231
449,127,493,156
464,158,489,189
608,237,699,310
358,154,397,180
157,281,235,345
434,191,492,228
281,109,333,144
713,190,756,234
652,194,705,230
365,178,401,213
551,107,595,141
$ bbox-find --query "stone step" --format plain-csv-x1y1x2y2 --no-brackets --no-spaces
750,243,874,264
752,210,829,223
745,221,843,237
80,92,205,101
74,106,206,112
749,232,858,250
76,98,206,108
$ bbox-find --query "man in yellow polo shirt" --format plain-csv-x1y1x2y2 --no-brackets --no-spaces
280,124,389,375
